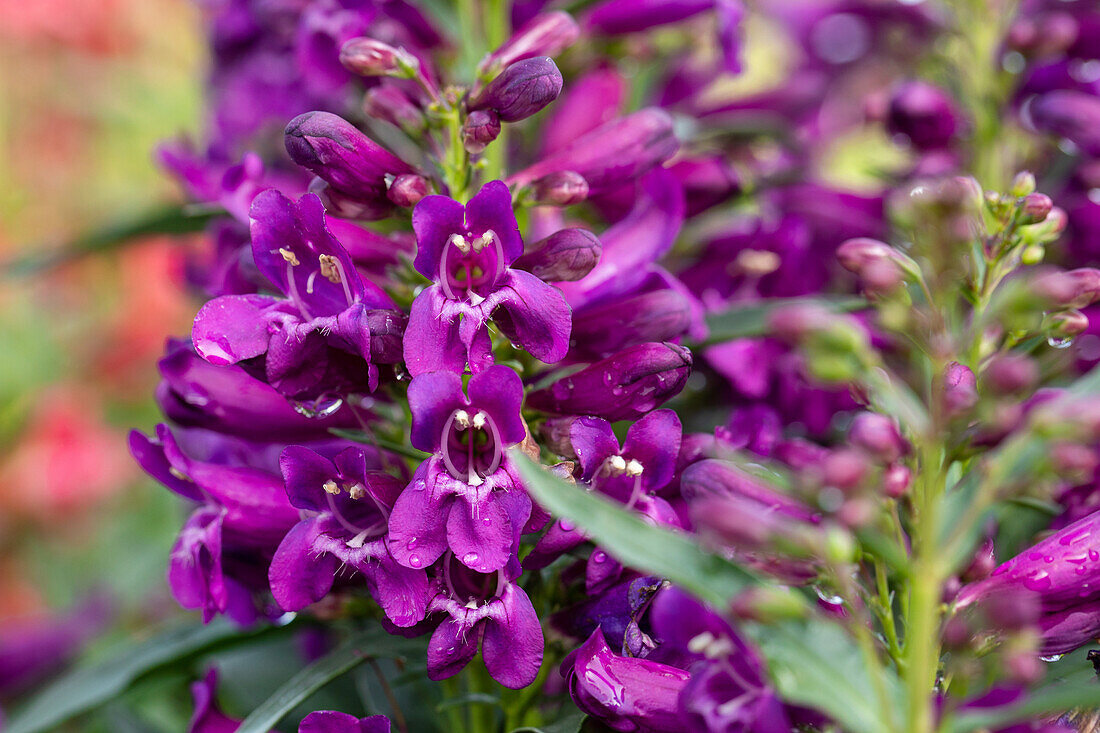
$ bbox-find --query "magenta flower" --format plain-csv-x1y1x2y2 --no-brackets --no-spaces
387,366,532,573
193,190,404,400
268,445,430,628
403,180,571,376
425,557,544,689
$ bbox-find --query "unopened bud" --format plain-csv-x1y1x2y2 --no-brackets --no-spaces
470,56,563,122
942,361,978,417
1046,309,1090,338
837,498,876,528
1011,171,1037,198
1020,244,1045,265
849,412,908,463
882,463,911,498
822,449,869,492
363,86,425,135
962,538,996,582
1035,267,1100,309
513,228,601,282
478,11,580,75
1051,442,1099,483
984,354,1039,395
340,37,414,77
463,109,501,154
531,170,589,205
1020,193,1053,224
824,525,857,564
886,81,961,151
387,173,430,207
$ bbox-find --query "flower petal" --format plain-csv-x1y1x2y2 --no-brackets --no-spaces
492,270,572,365
447,494,514,573
427,617,480,681
464,180,523,264
404,286,468,377
467,365,526,446
192,294,276,366
269,518,339,612
622,409,682,493
482,584,544,688
408,369,466,453
412,195,465,280
386,471,451,570
570,417,620,480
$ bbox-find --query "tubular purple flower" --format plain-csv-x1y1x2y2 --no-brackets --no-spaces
299,711,391,733
509,109,679,197
585,0,714,34
1034,268,1100,310
1027,90,1100,157
403,180,572,376
530,170,589,205
284,111,415,218
512,228,601,282
478,11,580,75
943,361,979,417
387,366,532,574
570,289,695,358
886,81,962,151
669,156,742,216
526,342,693,421
462,109,502,154
339,37,412,77
269,445,430,627
848,412,908,463
469,56,563,123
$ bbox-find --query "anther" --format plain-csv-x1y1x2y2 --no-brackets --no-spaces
323,480,341,495
608,455,627,474
625,459,644,477
733,249,780,277
453,409,471,429
347,483,367,500
318,254,342,283
471,411,487,429
450,233,471,254
279,248,300,266
471,231,494,253
169,467,192,482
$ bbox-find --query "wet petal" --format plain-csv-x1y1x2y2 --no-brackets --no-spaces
492,269,572,365
482,584,544,688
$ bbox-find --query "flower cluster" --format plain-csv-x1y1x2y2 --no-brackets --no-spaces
121,1,1100,732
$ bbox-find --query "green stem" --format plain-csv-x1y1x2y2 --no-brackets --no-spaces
875,560,904,667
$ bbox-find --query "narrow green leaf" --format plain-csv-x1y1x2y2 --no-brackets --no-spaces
702,296,866,345
235,625,424,733
6,619,284,733
510,451,758,608
748,619,903,733
328,429,429,461
3,206,219,278
511,709,588,733
947,650,1100,732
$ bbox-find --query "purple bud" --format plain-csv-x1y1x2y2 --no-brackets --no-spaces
570,289,694,357
526,342,692,421
364,85,426,134
509,109,678,197
1020,193,1053,224
836,238,898,275
339,37,407,76
387,173,431,207
886,81,961,151
463,109,502,154
285,112,414,214
942,361,978,417
531,170,589,205
821,449,869,492
1047,309,1090,338
882,464,911,498
984,354,1039,395
848,412,907,463
470,56,563,122
1034,268,1100,309
766,303,836,342
1028,90,1100,157
585,0,713,34
962,538,996,582
479,11,580,74
1050,442,1098,482
513,228,601,282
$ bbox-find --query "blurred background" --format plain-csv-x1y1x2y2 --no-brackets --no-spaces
0,0,205,703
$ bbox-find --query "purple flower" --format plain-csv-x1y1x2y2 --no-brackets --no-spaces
886,80,963,151
469,56,564,122
478,11,580,75
404,180,571,376
269,445,429,628
1027,90,1100,157
131,425,301,623
957,510,1100,655
426,557,544,689
299,711,391,733
387,366,532,573
527,342,693,422
564,628,691,732
193,190,404,400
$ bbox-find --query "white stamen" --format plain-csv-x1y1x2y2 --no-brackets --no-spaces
687,631,716,654
346,528,372,548
306,269,319,294
318,254,342,283
323,480,341,495
625,459,644,477
169,467,191,482
347,483,367,500
608,455,627,474
471,232,494,253
465,599,479,609
453,409,471,430
450,233,471,254
734,249,780,277
279,248,300,266
471,411,487,429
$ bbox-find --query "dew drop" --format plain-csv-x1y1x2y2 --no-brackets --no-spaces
592,551,607,564
462,552,480,566
1048,335,1076,350
559,519,574,532
814,586,844,605
407,537,418,549
408,554,423,568
1040,654,1064,662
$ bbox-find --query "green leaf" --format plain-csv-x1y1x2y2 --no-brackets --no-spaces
3,205,219,278
510,451,758,608
748,618,903,733
702,296,866,345
511,709,588,733
328,429,429,461
6,619,285,733
235,625,424,733
946,650,1100,732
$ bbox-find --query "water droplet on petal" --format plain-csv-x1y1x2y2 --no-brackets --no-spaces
813,586,844,605
1048,335,1075,349
462,552,480,566
560,520,574,532
1041,654,1064,662
408,554,423,568
592,551,606,563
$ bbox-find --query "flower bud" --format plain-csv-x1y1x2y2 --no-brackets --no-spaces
886,81,961,151
824,525,857,564
849,412,908,463
308,178,394,220
531,170,589,206
962,538,996,583
1020,193,1053,224
984,354,1039,395
526,342,692,422
470,56,563,122
882,463,911,498
478,11,580,75
1011,171,1037,198
1028,90,1100,157
462,109,501,154
1034,267,1100,309
570,289,694,357
339,37,414,77
363,85,425,135
386,173,430,207
285,112,414,215
942,361,978,417
821,449,869,492
512,228,601,282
